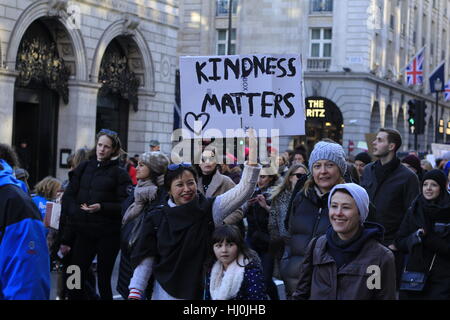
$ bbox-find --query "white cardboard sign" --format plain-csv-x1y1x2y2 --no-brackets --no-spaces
180,54,305,137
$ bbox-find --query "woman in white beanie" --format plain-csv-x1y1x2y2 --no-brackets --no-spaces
280,140,347,298
293,183,396,300
117,151,170,299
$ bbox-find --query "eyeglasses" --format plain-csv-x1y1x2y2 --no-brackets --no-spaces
99,129,118,137
290,173,305,179
168,162,192,171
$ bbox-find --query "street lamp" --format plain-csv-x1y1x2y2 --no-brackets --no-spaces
434,78,444,143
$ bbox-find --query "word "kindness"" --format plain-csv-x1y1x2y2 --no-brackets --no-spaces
195,55,297,84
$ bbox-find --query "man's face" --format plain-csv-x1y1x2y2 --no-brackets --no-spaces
372,132,394,158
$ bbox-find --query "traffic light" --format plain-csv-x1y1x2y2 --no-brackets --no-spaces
416,101,427,134
407,100,417,133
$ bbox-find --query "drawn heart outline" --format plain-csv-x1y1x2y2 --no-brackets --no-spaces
184,112,211,135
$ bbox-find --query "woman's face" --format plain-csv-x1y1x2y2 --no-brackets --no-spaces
329,191,361,240
169,170,197,205
423,179,441,201
289,167,307,189
136,161,151,180
199,150,217,175
258,175,273,189
213,240,239,270
312,160,341,193
96,135,114,161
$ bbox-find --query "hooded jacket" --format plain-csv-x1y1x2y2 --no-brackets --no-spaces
0,159,50,300
293,223,396,300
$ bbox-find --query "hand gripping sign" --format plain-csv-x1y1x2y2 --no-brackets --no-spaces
180,54,305,138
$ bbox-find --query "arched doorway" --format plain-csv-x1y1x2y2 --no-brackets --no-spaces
297,97,343,153
385,104,393,128
370,101,381,133
13,19,71,187
96,37,141,151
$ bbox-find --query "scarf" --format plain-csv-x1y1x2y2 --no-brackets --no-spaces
122,179,158,224
374,156,400,185
417,192,450,230
209,254,247,300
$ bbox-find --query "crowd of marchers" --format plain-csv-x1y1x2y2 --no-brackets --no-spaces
0,127,449,300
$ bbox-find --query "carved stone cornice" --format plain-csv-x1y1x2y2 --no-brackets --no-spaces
47,0,68,17
122,14,141,36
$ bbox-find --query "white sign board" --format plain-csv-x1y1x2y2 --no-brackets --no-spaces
431,143,450,159
180,54,305,137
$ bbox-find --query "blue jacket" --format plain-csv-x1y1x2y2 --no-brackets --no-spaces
0,159,50,300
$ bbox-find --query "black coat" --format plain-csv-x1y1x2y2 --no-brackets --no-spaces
246,188,271,253
61,158,131,239
131,193,215,300
394,194,450,299
280,187,331,296
360,159,420,245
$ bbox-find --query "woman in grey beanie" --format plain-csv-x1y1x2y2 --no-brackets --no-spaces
117,151,170,299
280,140,347,298
293,183,396,300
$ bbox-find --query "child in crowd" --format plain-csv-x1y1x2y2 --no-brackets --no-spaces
204,225,267,300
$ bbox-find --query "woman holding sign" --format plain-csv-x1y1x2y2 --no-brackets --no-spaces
127,130,261,300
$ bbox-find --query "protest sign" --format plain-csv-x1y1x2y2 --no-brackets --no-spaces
179,54,305,137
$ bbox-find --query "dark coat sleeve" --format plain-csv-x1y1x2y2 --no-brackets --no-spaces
59,163,87,245
99,168,131,218
422,232,450,257
292,237,317,300
375,248,397,300
394,206,422,253
242,265,267,300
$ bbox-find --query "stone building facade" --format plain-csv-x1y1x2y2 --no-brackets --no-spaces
177,0,450,156
0,0,178,184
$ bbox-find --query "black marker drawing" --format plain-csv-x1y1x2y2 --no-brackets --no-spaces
184,112,211,135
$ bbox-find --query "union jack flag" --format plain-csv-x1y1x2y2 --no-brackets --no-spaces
406,48,425,86
444,81,450,101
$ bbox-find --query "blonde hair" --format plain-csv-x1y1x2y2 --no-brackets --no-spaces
270,163,308,201
34,176,62,200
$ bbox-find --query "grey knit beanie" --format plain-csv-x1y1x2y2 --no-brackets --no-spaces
328,183,369,223
308,141,347,175
140,151,169,177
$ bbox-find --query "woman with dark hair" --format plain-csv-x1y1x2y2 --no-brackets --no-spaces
197,148,244,233
60,129,131,300
127,131,260,300
244,165,280,300
204,225,267,300
395,169,450,300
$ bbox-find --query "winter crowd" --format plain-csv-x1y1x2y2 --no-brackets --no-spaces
0,127,449,300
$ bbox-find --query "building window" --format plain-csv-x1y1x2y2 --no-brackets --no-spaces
216,29,236,55
390,14,395,29
216,0,238,16
310,28,332,58
311,0,333,12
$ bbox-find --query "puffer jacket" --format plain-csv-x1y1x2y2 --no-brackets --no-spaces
61,158,131,239
280,186,331,296
293,223,396,300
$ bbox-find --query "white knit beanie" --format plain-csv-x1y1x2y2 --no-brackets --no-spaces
308,141,347,175
328,183,370,223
